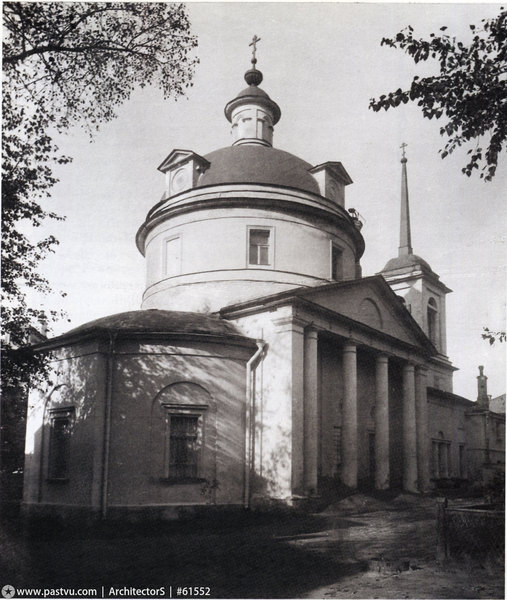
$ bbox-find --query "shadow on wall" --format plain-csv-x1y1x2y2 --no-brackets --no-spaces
24,340,293,510
251,423,292,499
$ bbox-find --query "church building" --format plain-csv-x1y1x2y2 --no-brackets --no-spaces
22,47,504,521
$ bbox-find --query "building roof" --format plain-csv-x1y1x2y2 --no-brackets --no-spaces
427,386,475,407
32,310,255,351
221,275,438,356
382,253,433,273
224,84,282,125
198,145,321,195
66,309,246,337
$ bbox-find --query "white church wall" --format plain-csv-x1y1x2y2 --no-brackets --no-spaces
427,396,467,479
228,306,300,501
23,343,107,517
105,339,250,511
141,202,358,313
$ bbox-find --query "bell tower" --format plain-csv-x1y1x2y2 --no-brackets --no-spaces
381,146,452,361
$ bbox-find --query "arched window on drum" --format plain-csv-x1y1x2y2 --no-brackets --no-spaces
427,297,439,347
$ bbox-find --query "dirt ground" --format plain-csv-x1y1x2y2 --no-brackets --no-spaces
0,493,504,599
303,494,504,599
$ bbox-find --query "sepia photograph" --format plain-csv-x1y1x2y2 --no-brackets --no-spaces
1,2,505,599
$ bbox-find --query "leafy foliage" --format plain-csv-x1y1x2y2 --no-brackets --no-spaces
369,9,506,181
482,327,506,345
1,3,197,494
2,2,198,395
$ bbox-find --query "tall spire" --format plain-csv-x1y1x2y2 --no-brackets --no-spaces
399,143,413,257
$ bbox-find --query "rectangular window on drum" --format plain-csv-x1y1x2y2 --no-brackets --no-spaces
249,229,270,266
165,236,181,277
331,245,343,281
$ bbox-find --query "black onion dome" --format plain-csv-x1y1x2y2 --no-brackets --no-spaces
198,145,320,195
244,67,263,86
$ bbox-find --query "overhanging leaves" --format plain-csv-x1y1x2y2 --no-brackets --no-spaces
369,9,506,181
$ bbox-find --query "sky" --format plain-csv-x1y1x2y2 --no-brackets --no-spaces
27,2,505,401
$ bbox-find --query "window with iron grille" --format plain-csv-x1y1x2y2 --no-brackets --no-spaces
169,415,200,479
48,408,74,481
163,408,205,481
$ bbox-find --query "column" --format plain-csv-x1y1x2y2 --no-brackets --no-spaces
272,315,306,497
289,319,306,495
341,344,358,489
402,363,418,492
415,366,430,493
375,354,390,490
304,327,319,494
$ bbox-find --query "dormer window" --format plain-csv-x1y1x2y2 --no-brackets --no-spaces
309,162,353,207
157,150,210,198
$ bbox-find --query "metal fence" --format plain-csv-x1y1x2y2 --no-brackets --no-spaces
437,498,505,560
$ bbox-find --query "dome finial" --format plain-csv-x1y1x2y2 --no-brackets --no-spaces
245,35,263,86
400,141,408,164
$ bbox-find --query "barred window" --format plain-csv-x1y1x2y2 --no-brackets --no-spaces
162,408,205,482
48,408,74,481
169,415,200,480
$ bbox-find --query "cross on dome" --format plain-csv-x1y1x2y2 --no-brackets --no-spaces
249,35,261,65
244,34,263,86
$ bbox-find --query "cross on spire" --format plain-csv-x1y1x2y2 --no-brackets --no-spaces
249,35,261,64
400,142,408,159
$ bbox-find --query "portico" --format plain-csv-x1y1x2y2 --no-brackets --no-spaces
222,275,435,500
303,328,428,495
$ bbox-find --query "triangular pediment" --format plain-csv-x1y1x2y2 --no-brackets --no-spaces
309,161,353,185
300,276,434,351
157,149,210,173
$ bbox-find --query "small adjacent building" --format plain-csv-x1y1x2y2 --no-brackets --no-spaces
22,51,504,521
